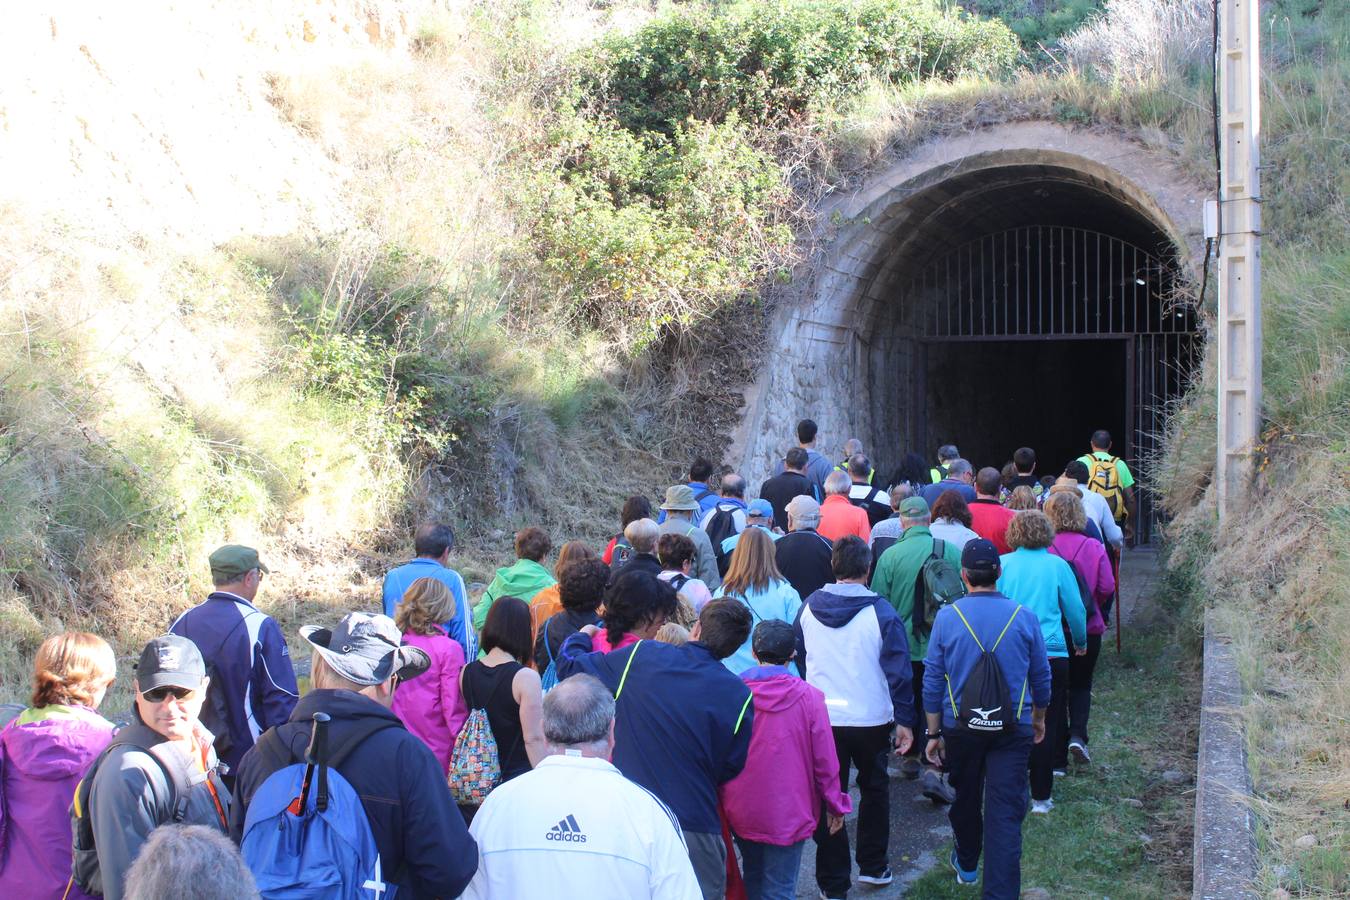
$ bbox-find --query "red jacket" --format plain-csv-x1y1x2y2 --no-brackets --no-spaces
969,499,1016,554
818,495,871,543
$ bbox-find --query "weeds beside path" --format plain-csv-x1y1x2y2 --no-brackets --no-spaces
907,549,1198,898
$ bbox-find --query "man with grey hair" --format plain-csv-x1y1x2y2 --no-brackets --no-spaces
920,457,977,507
463,675,700,899
834,438,874,484
775,496,835,603
611,517,663,581
123,824,260,900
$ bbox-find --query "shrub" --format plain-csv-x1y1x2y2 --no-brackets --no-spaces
586,0,1020,135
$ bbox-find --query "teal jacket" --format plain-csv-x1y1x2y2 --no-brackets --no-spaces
996,548,1086,658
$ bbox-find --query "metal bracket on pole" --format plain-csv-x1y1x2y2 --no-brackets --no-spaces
1216,0,1263,521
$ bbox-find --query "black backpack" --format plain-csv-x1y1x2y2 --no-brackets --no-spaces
947,604,1023,734
704,504,741,576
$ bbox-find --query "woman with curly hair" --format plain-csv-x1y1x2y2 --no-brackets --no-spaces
0,632,117,898
1044,491,1116,767
997,510,1087,815
391,577,469,773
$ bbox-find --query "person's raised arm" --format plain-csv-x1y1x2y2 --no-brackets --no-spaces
512,667,549,768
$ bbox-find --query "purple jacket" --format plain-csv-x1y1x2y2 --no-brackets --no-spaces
1049,531,1116,636
0,705,115,899
390,629,468,774
719,666,851,845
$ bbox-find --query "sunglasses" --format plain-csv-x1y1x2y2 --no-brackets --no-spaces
142,685,197,703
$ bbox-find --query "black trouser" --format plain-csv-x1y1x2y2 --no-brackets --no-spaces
1063,633,1103,762
1028,657,1068,801
911,661,928,747
815,723,892,896
945,729,1034,900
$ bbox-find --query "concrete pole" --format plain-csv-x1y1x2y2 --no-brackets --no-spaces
1216,0,1263,521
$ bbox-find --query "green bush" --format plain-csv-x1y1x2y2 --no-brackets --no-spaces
519,112,792,349
587,0,1020,134
968,0,1103,53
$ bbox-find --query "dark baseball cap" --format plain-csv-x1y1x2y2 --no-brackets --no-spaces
301,612,431,687
961,538,1002,573
209,544,269,582
752,620,796,664
136,634,207,692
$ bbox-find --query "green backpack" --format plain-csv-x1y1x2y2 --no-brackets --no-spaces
911,539,967,637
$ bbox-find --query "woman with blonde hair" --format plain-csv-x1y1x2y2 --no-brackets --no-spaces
713,527,802,674
1044,490,1116,768
391,577,468,774
526,540,597,648
1005,485,1039,511
0,632,117,898
997,510,1087,815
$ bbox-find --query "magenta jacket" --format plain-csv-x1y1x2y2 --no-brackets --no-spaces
0,705,115,899
1049,531,1116,636
719,666,851,845
391,629,468,774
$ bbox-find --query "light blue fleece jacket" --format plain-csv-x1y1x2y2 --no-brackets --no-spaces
923,591,1052,730
996,548,1087,658
715,578,803,674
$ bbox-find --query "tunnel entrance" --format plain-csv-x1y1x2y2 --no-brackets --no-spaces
733,125,1208,545
922,337,1128,482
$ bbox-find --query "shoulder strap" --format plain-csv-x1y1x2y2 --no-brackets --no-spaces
949,604,985,652
615,640,643,700
931,538,946,561
543,615,558,666
989,606,1022,652
733,693,753,735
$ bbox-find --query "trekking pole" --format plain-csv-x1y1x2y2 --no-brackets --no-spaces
297,712,330,813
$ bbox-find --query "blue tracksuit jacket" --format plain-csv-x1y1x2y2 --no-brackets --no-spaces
381,559,475,659
170,593,299,771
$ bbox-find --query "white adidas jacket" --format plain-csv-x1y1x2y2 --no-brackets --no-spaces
461,754,701,900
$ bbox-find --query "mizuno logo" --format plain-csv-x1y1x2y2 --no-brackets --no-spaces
970,706,1001,720
546,814,587,843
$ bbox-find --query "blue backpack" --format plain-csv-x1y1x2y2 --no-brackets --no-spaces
539,615,560,693
241,713,400,899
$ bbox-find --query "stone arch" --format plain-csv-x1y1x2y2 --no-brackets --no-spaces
732,121,1207,529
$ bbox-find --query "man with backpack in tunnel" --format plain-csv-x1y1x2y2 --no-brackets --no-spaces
1078,430,1138,546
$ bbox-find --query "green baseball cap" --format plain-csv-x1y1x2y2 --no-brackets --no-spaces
898,496,930,517
209,544,269,582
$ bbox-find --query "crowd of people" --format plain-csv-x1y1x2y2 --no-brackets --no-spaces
0,418,1138,900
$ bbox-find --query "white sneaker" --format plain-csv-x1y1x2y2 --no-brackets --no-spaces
1069,739,1091,763
1031,798,1054,814
1052,768,1067,777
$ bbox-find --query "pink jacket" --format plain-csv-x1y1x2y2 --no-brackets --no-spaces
391,629,468,773
1049,532,1116,636
719,666,851,845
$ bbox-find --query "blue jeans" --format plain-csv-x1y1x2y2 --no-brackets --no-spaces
734,836,806,900
944,729,1034,900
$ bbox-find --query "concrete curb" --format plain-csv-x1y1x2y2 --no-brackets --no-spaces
1192,610,1258,899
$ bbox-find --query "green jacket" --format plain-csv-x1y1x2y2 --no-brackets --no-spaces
869,525,963,662
473,558,556,632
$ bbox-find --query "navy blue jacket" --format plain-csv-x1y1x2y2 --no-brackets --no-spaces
229,690,477,899
557,636,754,834
170,593,299,771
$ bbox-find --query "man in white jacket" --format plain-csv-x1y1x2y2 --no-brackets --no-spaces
462,674,701,900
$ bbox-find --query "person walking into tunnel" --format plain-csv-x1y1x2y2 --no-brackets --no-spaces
869,496,962,800
930,444,960,483
1077,431,1138,545
887,451,930,497
701,473,750,575
760,447,819,530
773,419,835,496
834,438,874,484
868,485,909,567
1044,492,1115,767
921,459,976,508
1001,447,1045,506
794,536,915,898
661,486,723,590
922,539,1050,897
819,471,871,543
930,491,981,550
846,454,891,527
997,511,1086,814
774,496,835,603
970,467,1017,554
